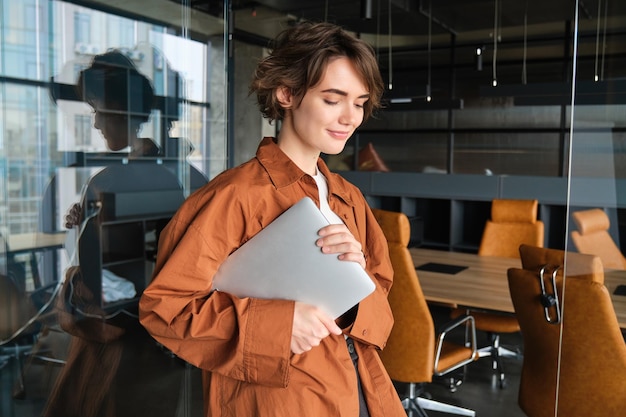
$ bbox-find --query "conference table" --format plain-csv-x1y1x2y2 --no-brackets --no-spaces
7,232,66,255
410,247,626,329
6,232,66,288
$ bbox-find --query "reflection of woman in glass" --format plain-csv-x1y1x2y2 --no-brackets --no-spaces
77,50,161,157
42,50,165,232
44,50,185,417
61,48,206,227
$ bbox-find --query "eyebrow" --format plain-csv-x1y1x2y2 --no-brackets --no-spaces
321,88,370,99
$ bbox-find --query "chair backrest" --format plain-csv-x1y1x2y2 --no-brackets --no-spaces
508,244,626,417
571,208,626,269
0,273,37,341
355,143,390,172
479,199,544,258
372,208,435,384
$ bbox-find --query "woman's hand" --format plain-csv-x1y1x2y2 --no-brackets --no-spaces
291,302,342,354
64,203,82,229
316,224,366,269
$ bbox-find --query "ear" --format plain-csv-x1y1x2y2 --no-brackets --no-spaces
276,86,293,109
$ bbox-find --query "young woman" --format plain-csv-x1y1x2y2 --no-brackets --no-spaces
139,22,405,417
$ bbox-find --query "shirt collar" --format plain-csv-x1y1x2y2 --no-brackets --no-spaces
256,137,306,188
256,137,354,205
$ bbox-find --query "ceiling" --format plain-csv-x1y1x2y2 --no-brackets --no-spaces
183,0,612,36
88,0,626,101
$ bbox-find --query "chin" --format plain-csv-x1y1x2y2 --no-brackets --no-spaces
106,141,127,151
323,142,349,156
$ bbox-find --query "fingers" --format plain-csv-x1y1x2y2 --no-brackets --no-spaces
291,302,342,354
64,204,82,229
320,312,343,336
316,225,362,253
316,224,366,269
337,252,366,269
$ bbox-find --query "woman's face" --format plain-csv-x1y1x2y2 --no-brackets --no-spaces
278,56,370,160
91,100,132,151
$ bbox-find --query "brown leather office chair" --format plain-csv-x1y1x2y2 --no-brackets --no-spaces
1,233,65,400
1,272,42,398
355,142,390,171
372,208,478,417
570,208,626,269
508,244,626,417
451,199,544,388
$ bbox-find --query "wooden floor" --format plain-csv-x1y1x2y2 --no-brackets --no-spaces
4,306,526,417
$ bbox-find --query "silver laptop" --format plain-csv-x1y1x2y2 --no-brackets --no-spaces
212,197,375,318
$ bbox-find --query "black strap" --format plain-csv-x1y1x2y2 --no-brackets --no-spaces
346,337,370,417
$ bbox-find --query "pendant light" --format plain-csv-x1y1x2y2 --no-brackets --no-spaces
426,0,432,101
492,0,499,87
388,0,393,90
595,0,609,81
361,0,373,19
522,0,528,84
601,0,609,81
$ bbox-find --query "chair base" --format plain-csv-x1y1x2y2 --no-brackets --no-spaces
0,343,34,399
1,330,66,400
433,374,465,393
476,333,522,389
402,382,475,417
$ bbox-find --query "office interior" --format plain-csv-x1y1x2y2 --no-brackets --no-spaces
1,0,625,416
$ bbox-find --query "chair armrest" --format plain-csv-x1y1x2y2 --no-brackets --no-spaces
433,314,478,375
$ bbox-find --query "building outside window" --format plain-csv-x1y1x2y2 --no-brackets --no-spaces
73,11,91,44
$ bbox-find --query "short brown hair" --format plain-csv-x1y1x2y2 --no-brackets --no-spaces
250,22,384,122
77,50,154,119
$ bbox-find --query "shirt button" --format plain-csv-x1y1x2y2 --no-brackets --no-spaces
348,343,355,354
362,329,368,336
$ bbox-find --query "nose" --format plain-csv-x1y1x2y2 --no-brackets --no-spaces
339,103,362,126
93,111,103,130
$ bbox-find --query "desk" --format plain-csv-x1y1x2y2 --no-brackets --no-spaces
410,248,519,314
6,232,66,289
410,247,626,329
7,233,66,255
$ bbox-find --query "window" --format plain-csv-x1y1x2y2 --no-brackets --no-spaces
73,11,90,43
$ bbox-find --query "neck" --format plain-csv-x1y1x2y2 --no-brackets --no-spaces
276,129,319,176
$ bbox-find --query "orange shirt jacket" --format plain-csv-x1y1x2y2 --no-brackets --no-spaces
139,137,405,417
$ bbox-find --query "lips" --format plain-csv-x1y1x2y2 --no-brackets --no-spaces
328,130,351,140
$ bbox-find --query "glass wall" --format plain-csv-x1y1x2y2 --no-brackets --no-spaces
559,0,626,414
1,1,226,415
330,1,626,415
1,1,625,417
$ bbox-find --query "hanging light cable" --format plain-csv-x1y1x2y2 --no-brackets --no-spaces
594,0,602,81
522,0,528,84
388,0,393,90
601,0,609,81
426,0,432,101
324,0,329,22
375,0,381,60
361,0,373,19
492,0,499,87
